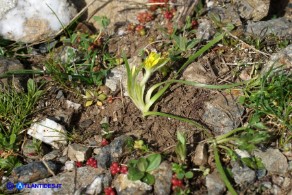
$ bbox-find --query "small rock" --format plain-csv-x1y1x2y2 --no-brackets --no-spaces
64,160,75,172
56,90,64,99
196,18,215,40
282,177,291,189
272,175,284,187
192,142,208,166
182,61,214,83
10,161,60,183
261,44,292,74
271,184,281,195
60,46,80,64
51,109,74,126
206,171,226,195
79,119,93,129
231,162,256,186
27,118,68,149
105,65,127,92
262,181,272,189
208,5,241,26
94,146,111,169
235,0,270,21
110,135,129,158
66,100,81,111
0,57,27,91
152,161,172,195
254,148,288,175
43,150,60,161
234,149,251,158
82,174,112,195
201,94,244,135
59,156,68,164
246,18,292,39
22,140,42,160
256,169,267,179
113,174,152,195
67,143,92,162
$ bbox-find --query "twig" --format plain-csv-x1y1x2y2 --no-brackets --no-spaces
223,28,271,57
41,158,56,177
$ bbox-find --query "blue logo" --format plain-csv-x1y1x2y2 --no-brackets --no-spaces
16,182,24,190
6,182,14,190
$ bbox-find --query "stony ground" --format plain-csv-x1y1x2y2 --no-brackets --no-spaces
0,0,292,195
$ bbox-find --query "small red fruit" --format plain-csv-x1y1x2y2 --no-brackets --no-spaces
191,20,198,29
164,11,173,20
101,138,109,146
76,161,83,167
120,165,128,174
104,187,116,195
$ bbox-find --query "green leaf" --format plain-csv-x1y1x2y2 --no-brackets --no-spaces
142,173,155,185
146,153,161,172
175,144,186,162
9,134,16,145
137,158,148,172
185,171,194,179
128,167,145,181
176,172,185,180
177,131,186,145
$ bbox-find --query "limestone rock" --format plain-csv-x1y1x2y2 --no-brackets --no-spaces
261,44,292,74
0,0,77,42
27,118,68,149
235,0,270,21
246,18,292,39
254,148,288,175
113,174,152,195
67,143,92,162
201,93,244,135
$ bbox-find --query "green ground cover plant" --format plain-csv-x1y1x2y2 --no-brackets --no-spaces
0,79,43,172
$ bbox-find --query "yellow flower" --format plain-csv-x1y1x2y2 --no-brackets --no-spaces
144,52,164,71
134,140,144,149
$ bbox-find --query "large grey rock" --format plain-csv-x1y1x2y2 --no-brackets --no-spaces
261,44,292,74
23,166,102,195
152,161,172,195
235,0,270,21
231,162,256,186
254,148,288,175
0,0,77,42
246,18,292,39
113,174,152,195
208,5,241,26
206,171,226,195
201,94,244,135
10,161,60,183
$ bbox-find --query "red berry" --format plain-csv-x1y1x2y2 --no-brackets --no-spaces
164,11,173,20
120,165,128,174
76,161,83,167
104,187,116,195
191,20,198,29
111,162,119,168
101,138,109,146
